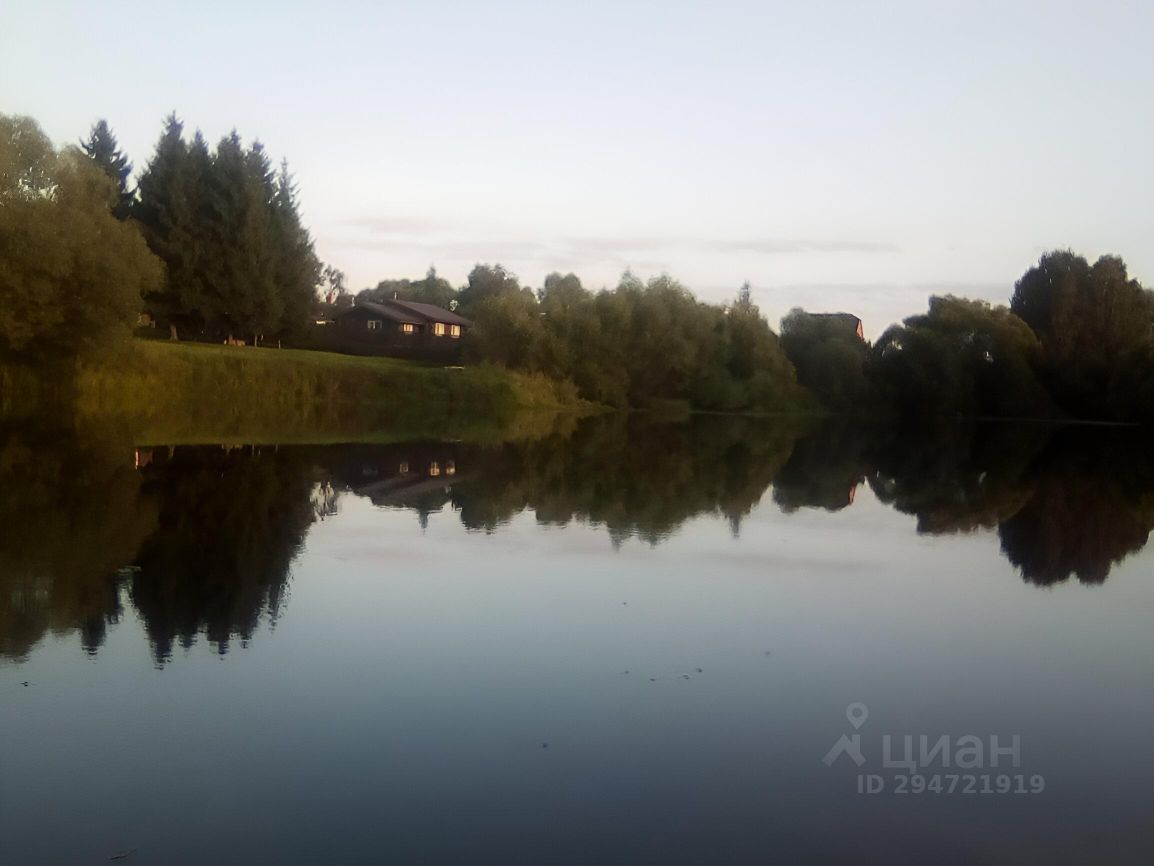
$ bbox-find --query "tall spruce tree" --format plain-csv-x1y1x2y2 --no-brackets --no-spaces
239,140,282,343
134,115,320,344
270,159,321,340
134,114,208,339
199,131,265,341
80,119,134,220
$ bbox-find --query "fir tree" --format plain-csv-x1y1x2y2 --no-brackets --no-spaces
134,114,206,339
239,140,282,343
270,159,321,340
80,119,134,220
133,115,320,344
200,131,254,340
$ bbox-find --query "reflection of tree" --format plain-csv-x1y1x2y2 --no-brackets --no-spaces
0,432,319,664
863,421,1154,585
998,430,1154,586
445,415,802,542
5,414,1152,667
0,425,157,660
773,421,871,512
867,421,1048,534
130,447,317,663
328,418,1154,587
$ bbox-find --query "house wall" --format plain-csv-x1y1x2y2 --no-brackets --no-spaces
313,307,466,362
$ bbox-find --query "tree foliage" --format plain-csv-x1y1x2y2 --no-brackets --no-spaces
0,113,162,359
357,266,458,311
871,296,1052,418
780,308,872,410
80,119,134,219
1011,250,1154,419
133,115,320,342
450,266,805,411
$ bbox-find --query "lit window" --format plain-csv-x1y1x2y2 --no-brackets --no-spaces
433,322,446,337
449,324,461,338
367,320,381,330
400,323,415,334
429,461,441,477
398,462,409,475
445,460,456,476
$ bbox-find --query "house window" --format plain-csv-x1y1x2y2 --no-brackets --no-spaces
400,323,415,334
449,324,462,339
398,462,410,475
432,322,446,337
429,461,441,477
445,460,456,476
367,319,382,330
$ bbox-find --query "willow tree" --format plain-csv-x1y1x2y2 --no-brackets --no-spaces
1011,251,1154,418
871,296,1052,418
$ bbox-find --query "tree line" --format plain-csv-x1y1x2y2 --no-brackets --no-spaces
349,266,809,413
3,109,1152,421
0,111,320,357
775,251,1154,423
122,114,321,343
355,251,1154,422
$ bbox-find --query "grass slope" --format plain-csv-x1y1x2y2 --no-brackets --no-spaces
4,340,591,444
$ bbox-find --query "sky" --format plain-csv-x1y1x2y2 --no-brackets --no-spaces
2,0,1151,335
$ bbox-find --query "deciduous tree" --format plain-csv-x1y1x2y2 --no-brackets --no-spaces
0,113,161,358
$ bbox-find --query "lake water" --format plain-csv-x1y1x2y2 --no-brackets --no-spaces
2,416,1153,864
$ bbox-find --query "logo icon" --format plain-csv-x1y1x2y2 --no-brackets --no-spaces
823,702,869,767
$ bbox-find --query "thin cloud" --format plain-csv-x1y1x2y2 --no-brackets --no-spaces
329,217,898,263
714,238,900,255
336,214,458,236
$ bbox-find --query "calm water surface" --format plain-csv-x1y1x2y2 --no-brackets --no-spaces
2,417,1153,865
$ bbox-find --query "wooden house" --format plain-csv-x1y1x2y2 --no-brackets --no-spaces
332,300,473,361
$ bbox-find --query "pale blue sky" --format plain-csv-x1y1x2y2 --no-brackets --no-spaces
3,0,1151,334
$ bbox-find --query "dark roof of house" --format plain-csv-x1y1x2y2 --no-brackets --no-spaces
804,312,861,326
386,299,473,327
339,299,473,327
341,301,424,325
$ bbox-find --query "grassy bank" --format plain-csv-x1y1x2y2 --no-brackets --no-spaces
3,340,593,444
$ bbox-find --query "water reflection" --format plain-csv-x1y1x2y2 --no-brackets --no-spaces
130,445,316,661
1,416,1151,662
0,424,157,659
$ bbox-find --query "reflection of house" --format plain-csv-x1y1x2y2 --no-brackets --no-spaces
332,300,472,360
325,444,464,514
310,481,340,519
800,312,864,340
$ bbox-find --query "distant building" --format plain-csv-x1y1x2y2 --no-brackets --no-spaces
330,299,473,360
800,312,864,341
